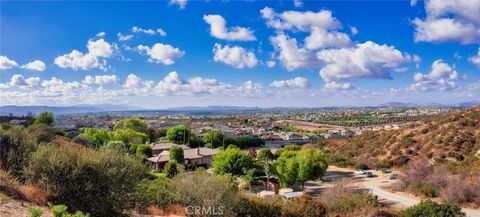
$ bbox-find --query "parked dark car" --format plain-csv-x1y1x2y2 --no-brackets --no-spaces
389,173,398,180
366,172,373,177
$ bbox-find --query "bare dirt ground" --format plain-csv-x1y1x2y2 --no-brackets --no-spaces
0,199,51,217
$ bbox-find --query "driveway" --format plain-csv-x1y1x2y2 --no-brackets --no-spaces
320,166,480,217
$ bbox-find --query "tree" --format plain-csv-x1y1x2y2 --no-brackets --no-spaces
276,156,299,187
402,200,465,217
163,161,184,178
297,149,328,188
34,111,54,126
146,128,167,142
202,130,225,148
136,144,152,157
169,146,185,164
113,117,147,133
212,145,254,176
257,149,274,162
110,129,149,145
276,148,328,188
257,149,275,190
242,168,256,191
81,128,111,147
166,125,192,144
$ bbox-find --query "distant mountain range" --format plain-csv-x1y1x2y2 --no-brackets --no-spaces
1,101,479,116
378,101,480,108
0,104,140,116
165,106,261,111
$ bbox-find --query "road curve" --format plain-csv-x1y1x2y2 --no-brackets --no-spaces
326,166,480,217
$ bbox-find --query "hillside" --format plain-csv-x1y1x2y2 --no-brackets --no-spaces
320,107,480,171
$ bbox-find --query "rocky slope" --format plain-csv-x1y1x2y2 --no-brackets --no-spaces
320,107,480,170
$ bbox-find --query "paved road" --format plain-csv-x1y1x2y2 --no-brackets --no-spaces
323,166,480,217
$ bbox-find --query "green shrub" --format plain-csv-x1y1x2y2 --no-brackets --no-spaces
402,200,465,217
49,203,68,217
48,203,90,217
0,125,37,175
27,144,148,216
134,176,173,209
136,144,152,157
29,207,43,217
169,170,238,214
163,161,184,178
413,183,437,198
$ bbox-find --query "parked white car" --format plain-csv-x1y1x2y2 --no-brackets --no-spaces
355,169,366,175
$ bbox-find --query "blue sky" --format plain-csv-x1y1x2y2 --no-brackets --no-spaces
1,0,479,108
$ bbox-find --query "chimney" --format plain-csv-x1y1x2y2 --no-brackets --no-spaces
196,147,200,155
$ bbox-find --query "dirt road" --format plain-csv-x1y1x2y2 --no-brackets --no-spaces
323,166,480,217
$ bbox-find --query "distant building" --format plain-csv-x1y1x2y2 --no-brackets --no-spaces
147,147,220,170
151,143,188,156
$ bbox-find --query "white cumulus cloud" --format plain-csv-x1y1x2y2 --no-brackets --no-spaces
213,44,258,69
170,0,187,9
136,43,185,65
316,41,410,87
413,0,480,44
469,48,480,68
203,15,256,41
54,39,113,71
270,34,321,71
271,77,310,89
83,75,119,85
21,60,46,71
409,59,459,91
0,56,18,70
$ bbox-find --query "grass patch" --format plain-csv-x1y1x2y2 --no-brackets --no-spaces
0,192,12,202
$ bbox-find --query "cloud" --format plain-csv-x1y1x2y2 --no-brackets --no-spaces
270,34,321,71
96,32,106,37
409,59,459,91
350,26,358,35
271,77,310,89
413,0,480,44
131,26,167,36
156,28,167,36
469,48,480,68
203,15,256,41
54,38,113,71
9,74,40,88
212,43,258,69
83,75,119,85
169,0,187,9
317,41,410,87
155,71,234,96
266,61,276,68
323,81,353,90
293,0,303,7
132,26,156,35
261,7,341,31
21,60,46,71
117,32,134,41
0,56,18,70
136,43,185,65
304,27,351,50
